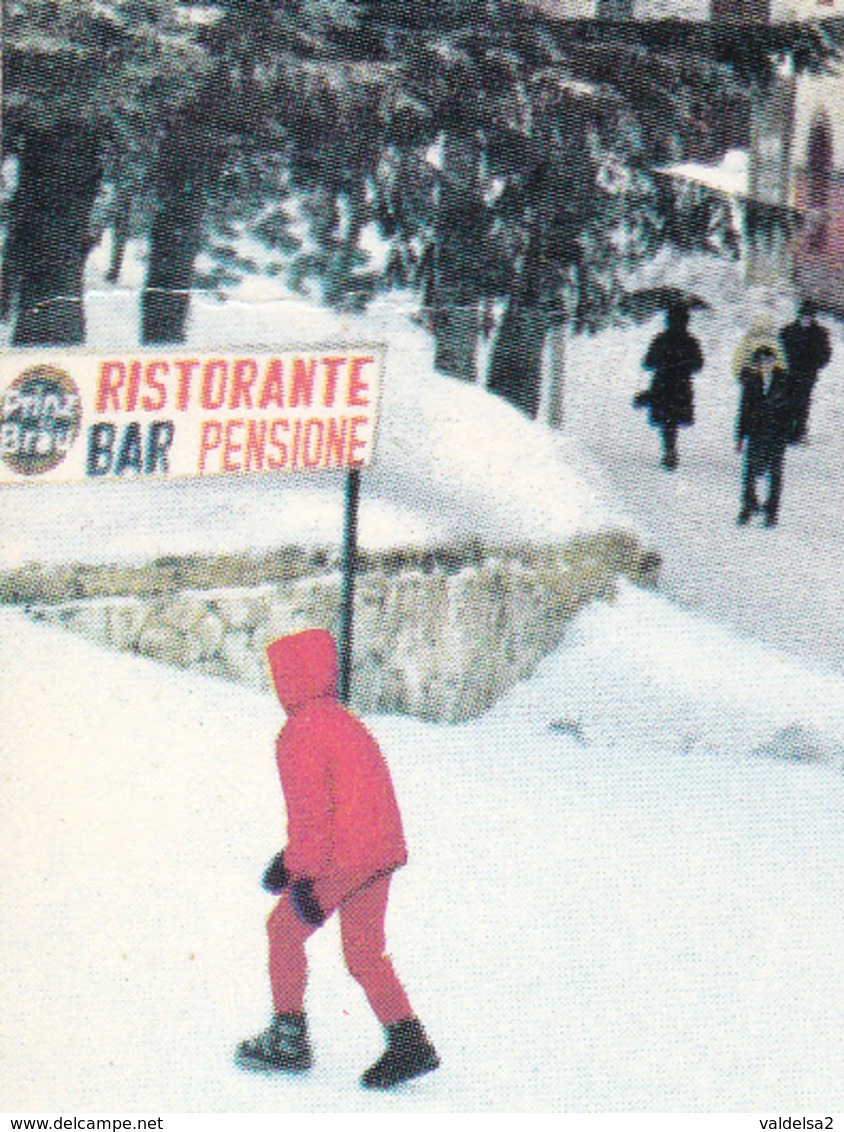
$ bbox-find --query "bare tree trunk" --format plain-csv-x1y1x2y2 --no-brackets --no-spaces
544,323,566,430
105,185,132,285
486,300,547,418
430,133,482,382
141,114,224,345
433,302,479,381
487,234,548,418
324,178,369,309
7,124,103,346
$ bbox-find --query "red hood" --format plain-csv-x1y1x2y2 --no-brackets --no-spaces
267,630,338,712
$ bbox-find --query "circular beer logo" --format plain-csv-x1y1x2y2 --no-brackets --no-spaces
0,365,82,476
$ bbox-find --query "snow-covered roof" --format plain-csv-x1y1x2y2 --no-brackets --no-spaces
524,0,844,20
657,149,750,199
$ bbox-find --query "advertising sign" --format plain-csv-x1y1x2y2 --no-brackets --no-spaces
0,348,383,484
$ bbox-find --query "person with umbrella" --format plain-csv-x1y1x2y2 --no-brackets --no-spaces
636,303,704,470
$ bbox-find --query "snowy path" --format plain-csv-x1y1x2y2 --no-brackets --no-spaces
566,289,844,674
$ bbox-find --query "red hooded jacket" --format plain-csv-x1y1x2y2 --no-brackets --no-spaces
267,630,407,898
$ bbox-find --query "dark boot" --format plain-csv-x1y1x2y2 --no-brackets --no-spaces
361,1017,439,1090
737,496,760,526
765,455,784,527
235,1011,312,1073
661,447,678,471
660,423,678,471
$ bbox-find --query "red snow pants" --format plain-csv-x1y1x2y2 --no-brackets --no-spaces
267,873,413,1026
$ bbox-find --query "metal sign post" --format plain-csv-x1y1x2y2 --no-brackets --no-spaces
337,466,361,705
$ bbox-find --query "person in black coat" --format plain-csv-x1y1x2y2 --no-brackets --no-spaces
637,304,704,470
779,300,832,443
736,346,792,527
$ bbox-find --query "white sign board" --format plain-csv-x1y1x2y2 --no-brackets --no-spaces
0,347,383,485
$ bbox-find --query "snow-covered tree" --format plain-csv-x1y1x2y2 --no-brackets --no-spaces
348,5,844,416
139,0,376,343
1,0,207,345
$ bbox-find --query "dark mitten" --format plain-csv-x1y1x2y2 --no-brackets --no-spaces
290,878,325,926
262,852,289,894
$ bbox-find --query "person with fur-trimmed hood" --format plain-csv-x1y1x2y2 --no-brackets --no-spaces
731,317,787,381
236,629,439,1090
637,304,704,470
735,345,792,528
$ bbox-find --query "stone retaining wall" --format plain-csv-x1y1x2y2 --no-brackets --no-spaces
14,531,660,723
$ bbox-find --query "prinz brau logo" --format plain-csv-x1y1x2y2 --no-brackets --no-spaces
0,364,83,476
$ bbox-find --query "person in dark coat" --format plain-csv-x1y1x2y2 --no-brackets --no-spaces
637,304,704,470
735,346,792,527
779,299,832,443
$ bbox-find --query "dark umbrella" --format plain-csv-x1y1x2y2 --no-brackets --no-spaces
619,286,712,324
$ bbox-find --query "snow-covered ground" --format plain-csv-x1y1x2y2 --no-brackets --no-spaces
3,240,844,1112
2,587,843,1113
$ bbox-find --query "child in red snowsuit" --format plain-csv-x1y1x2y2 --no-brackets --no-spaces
236,629,438,1090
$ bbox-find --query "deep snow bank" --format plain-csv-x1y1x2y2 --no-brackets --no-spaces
0,277,618,570
489,581,844,770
